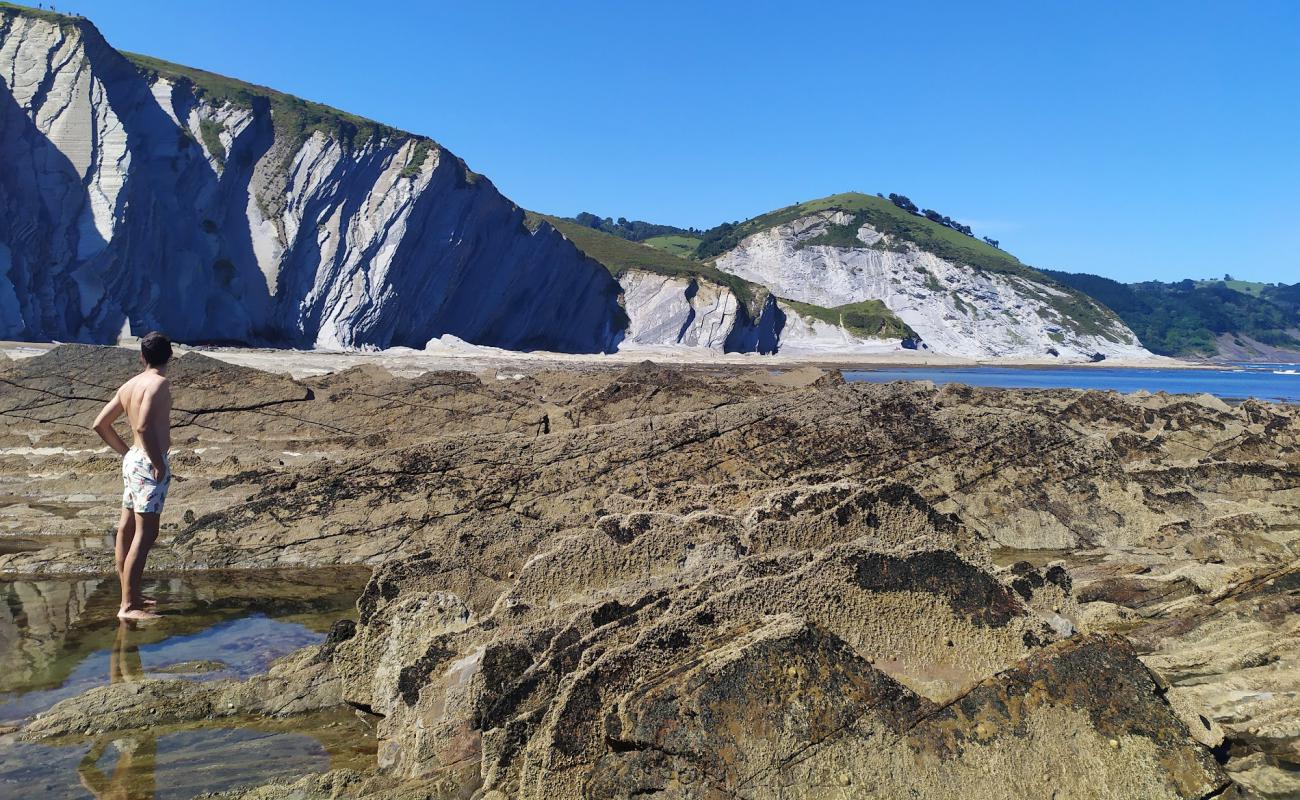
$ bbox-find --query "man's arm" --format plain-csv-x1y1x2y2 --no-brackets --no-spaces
134,381,170,480
91,391,130,457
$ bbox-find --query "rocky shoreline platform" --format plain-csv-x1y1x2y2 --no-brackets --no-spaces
1,344,1297,798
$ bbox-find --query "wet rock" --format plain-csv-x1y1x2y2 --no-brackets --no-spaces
22,645,341,740
196,765,482,799
151,659,228,675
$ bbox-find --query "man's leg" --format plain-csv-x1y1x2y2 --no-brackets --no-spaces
116,506,136,614
118,511,160,620
115,510,157,608
113,507,134,578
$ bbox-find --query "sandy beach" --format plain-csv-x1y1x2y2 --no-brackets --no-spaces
0,339,1204,380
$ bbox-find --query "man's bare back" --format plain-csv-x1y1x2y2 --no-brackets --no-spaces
119,371,172,468
92,332,174,621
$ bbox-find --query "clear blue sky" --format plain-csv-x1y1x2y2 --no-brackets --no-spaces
51,0,1300,283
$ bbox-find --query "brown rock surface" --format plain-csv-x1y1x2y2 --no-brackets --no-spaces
4,345,1299,797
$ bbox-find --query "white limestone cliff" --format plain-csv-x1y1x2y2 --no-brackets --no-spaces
615,272,763,351
0,10,625,352
615,270,896,355
772,304,903,356
714,211,1151,361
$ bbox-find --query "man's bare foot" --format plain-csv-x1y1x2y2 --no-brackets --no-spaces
140,595,158,606
117,607,161,621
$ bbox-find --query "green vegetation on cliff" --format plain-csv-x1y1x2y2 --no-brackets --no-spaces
124,52,418,154
527,212,764,310
197,117,226,167
0,1,75,25
694,193,1020,276
781,298,917,340
1045,271,1300,357
399,139,433,178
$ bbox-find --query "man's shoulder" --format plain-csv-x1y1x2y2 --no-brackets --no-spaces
131,373,169,396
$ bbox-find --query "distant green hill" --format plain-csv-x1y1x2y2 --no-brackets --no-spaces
696,192,1124,343
1044,271,1300,357
555,193,1015,273
1194,278,1267,297
540,193,1299,360
560,192,1018,276
562,213,698,242
693,192,1020,274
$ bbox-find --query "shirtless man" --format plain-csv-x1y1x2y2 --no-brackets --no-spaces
91,332,173,621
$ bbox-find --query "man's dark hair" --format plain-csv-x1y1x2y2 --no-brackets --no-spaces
140,331,172,367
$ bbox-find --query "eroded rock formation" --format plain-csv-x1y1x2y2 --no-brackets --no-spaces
4,345,1296,795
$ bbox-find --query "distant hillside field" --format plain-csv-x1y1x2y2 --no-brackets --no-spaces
1045,272,1300,358
642,235,702,257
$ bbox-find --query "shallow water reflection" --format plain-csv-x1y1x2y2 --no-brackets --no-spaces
0,709,375,799
0,567,374,798
0,494,93,521
0,534,112,555
0,567,369,721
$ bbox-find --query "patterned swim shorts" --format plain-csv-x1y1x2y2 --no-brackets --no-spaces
122,447,170,514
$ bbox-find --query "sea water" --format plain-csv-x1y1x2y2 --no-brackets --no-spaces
845,363,1300,404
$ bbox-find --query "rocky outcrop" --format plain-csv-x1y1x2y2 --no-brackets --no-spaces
6,345,1299,795
172,483,1220,799
0,8,625,351
1117,560,1300,797
155,375,1298,570
713,210,1151,360
20,480,1230,798
22,643,345,739
615,271,785,353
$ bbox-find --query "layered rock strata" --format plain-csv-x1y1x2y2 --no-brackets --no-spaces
714,210,1151,360
0,9,626,351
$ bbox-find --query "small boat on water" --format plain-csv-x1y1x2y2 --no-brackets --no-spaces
1274,369,1299,375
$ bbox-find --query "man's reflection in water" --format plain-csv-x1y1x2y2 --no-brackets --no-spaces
77,620,157,799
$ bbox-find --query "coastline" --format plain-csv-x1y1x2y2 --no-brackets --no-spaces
0,339,1238,380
